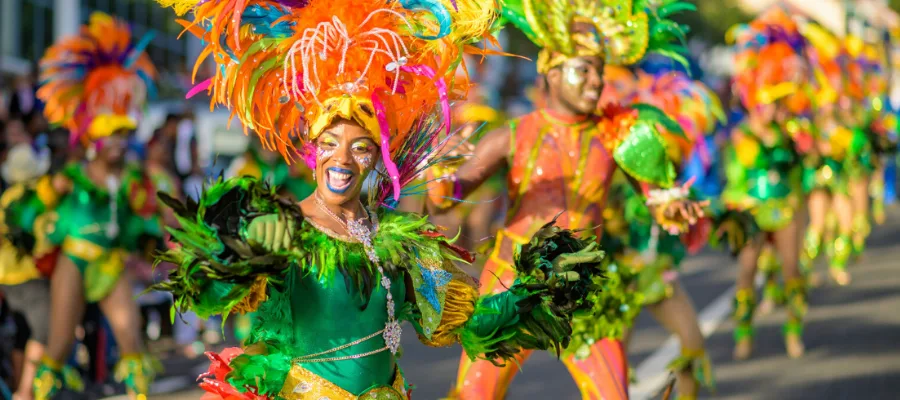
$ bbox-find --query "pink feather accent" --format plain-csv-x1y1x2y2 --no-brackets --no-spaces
298,142,317,170
371,93,402,201
186,78,212,99
400,64,450,135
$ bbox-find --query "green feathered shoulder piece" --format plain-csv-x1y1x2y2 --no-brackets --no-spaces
1,181,50,256
152,175,478,323
603,104,680,188
151,176,303,319
490,217,610,360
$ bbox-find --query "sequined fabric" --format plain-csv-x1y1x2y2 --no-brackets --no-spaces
279,364,408,400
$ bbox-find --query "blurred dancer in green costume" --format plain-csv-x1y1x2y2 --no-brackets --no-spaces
24,13,165,400
726,9,809,361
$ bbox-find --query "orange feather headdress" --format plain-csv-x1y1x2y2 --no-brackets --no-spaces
729,8,808,112
156,0,499,202
37,12,157,145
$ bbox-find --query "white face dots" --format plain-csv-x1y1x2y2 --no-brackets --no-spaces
316,139,337,162
354,154,373,170
350,141,376,171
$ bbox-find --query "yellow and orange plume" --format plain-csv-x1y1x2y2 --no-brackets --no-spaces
37,12,156,144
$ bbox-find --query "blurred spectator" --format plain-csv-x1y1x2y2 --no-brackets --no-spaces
175,110,204,199
154,113,181,176
147,132,182,200
2,119,31,189
23,112,47,139
0,119,6,176
7,67,42,121
39,128,70,174
0,90,8,122
3,119,30,149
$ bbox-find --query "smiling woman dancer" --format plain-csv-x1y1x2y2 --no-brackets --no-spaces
149,1,611,399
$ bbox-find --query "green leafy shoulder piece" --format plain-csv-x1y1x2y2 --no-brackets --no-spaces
153,175,477,324
1,178,55,250
152,177,302,319
604,104,680,188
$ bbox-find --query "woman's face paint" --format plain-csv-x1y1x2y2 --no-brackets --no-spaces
314,119,379,207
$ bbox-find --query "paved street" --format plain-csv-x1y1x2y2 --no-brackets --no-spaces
144,210,900,400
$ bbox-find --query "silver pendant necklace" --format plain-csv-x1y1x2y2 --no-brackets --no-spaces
314,194,401,355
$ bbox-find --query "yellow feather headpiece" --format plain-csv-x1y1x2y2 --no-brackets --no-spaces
500,0,691,74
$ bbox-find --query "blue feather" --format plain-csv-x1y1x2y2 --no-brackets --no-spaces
397,0,451,40
137,70,157,100
242,4,294,38
124,30,157,69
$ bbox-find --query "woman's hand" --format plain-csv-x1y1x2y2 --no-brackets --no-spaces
245,214,296,252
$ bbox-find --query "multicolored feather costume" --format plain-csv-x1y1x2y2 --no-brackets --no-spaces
37,12,157,145
158,0,498,202
728,8,808,112
149,1,617,399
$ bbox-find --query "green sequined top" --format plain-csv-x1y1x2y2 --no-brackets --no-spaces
723,123,802,231
724,124,801,202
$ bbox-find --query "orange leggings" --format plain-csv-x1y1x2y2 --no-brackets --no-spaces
453,258,630,400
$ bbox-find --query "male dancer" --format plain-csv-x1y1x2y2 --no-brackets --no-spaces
428,1,703,398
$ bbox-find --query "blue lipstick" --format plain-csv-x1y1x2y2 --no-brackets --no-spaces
326,167,354,194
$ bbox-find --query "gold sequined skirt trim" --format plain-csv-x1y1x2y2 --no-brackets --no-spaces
279,364,408,400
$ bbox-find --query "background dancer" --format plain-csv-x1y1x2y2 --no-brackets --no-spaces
25,13,164,399
725,8,809,361
427,1,706,399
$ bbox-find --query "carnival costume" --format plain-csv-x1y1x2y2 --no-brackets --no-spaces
427,1,698,398
22,13,164,399
790,22,866,281
603,63,766,398
842,35,893,256
149,1,613,399
0,144,77,398
0,144,53,288
725,8,809,359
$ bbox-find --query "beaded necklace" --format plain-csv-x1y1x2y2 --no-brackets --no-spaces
294,193,401,364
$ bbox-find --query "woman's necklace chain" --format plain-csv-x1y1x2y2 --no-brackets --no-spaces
104,175,120,239
313,194,401,356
